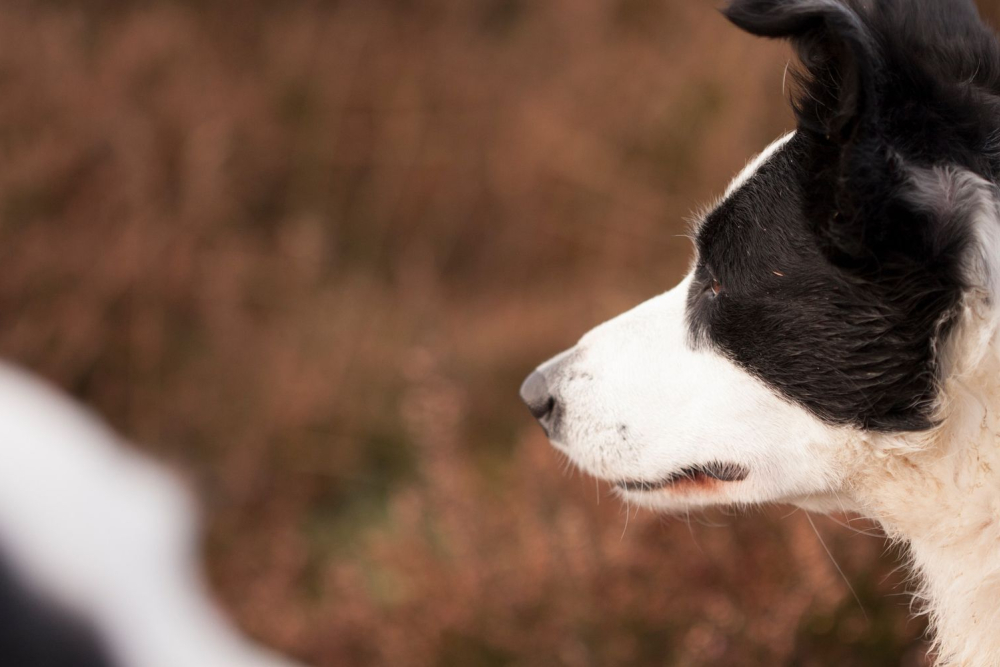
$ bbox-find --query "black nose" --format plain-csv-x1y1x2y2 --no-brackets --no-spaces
520,370,555,425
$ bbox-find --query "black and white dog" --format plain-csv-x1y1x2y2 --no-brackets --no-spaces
521,1,1000,663
0,363,300,667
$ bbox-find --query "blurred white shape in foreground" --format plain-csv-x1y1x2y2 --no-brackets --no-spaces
0,362,304,667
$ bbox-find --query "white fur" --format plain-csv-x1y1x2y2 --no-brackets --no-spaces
532,141,1000,665
850,166,1000,666
0,363,300,667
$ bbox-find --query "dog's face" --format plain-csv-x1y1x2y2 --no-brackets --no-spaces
524,133,859,512
521,0,1000,512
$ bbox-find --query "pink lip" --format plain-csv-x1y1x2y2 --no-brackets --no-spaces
617,462,749,492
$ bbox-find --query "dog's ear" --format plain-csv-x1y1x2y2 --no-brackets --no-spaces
724,0,1000,272
724,0,880,141
726,0,901,269
725,0,952,271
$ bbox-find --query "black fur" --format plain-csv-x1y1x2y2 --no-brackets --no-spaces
686,0,1000,431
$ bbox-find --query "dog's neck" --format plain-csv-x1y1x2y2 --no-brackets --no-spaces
852,299,1000,666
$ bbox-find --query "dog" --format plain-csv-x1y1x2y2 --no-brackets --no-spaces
0,362,302,667
520,1,1000,664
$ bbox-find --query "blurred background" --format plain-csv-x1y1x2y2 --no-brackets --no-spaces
7,1,1000,665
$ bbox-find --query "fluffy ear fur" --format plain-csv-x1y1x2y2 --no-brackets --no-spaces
724,0,999,273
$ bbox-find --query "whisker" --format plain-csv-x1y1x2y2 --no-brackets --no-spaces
806,513,868,621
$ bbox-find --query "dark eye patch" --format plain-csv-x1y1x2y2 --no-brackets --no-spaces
685,133,966,432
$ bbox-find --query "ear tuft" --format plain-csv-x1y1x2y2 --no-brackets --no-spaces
724,0,864,40
724,0,879,139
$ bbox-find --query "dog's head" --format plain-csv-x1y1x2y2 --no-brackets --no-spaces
521,0,1000,512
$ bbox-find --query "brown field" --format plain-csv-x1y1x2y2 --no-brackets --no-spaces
6,1,1000,665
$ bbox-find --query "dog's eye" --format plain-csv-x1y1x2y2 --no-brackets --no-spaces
701,265,722,297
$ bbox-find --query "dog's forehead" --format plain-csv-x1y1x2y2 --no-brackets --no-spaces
696,132,812,279
723,132,797,199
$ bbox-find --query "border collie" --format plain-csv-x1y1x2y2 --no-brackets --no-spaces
520,1,1000,663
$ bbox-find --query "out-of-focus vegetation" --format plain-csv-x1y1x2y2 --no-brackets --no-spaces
7,1,1000,664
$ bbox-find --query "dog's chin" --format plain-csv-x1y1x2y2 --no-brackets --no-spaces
610,466,745,508
614,461,749,492
611,474,854,515
553,454,754,510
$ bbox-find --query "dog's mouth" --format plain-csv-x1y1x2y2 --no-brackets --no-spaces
616,462,749,492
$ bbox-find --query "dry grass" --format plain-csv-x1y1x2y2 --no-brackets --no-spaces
7,0,998,664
